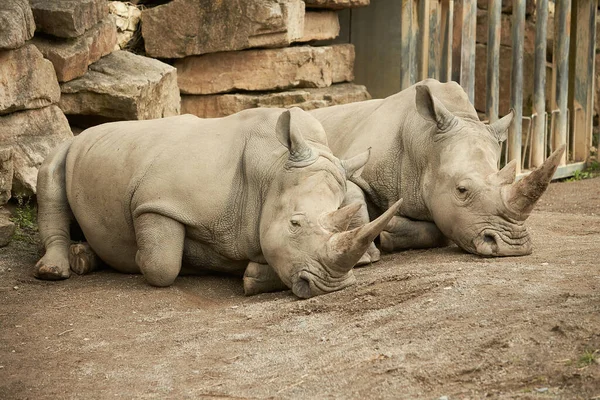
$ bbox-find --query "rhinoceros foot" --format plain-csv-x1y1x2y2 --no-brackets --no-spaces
34,252,71,280
243,262,287,296
69,243,101,275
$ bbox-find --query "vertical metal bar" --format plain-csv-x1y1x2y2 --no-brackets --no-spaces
418,0,431,81
486,0,502,123
428,0,442,79
508,0,525,173
571,0,597,162
400,0,416,89
531,0,548,167
440,0,454,82
459,0,477,103
552,0,571,165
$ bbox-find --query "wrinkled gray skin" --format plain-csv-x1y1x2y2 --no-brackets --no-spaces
310,79,565,257
34,107,401,298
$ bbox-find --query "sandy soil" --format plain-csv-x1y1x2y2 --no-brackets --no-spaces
1,177,599,399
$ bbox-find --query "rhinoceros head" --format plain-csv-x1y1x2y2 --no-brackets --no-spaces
260,108,402,298
415,85,564,256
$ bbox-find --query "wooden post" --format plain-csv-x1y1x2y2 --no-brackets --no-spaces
552,0,571,166
454,0,477,102
531,0,549,167
570,0,597,163
508,0,525,173
486,0,502,124
400,0,416,89
428,0,442,79
440,0,453,82
418,0,431,81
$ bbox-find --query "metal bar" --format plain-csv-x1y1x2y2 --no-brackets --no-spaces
440,0,453,82
428,0,442,79
571,0,597,162
551,0,571,165
508,0,525,174
400,0,416,89
459,0,477,102
531,0,548,168
418,0,431,81
486,0,502,123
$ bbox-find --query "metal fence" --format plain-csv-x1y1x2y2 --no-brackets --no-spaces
393,0,597,178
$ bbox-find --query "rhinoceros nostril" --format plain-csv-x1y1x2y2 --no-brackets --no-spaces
483,234,496,244
292,276,312,299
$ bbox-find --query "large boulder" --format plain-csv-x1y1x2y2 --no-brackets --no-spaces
0,211,16,248
29,0,108,38
0,105,72,195
181,83,371,118
31,16,117,82
0,44,61,115
303,0,370,9
59,51,180,120
0,149,13,205
176,44,355,95
0,0,36,50
141,0,305,58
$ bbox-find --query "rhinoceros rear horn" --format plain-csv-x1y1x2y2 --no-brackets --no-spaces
341,148,370,179
276,107,316,163
504,145,566,217
326,199,403,272
415,85,456,132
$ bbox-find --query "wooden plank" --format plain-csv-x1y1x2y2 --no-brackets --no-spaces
400,0,416,89
571,0,597,162
428,1,441,79
486,0,502,123
457,0,477,102
531,0,549,167
418,0,431,80
508,0,526,173
451,0,463,82
551,0,571,166
440,0,453,82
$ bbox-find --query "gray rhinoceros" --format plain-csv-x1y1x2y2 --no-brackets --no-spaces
34,107,402,298
310,79,565,257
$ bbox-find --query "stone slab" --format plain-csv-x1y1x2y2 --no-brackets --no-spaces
0,0,36,50
141,0,305,58
0,44,61,115
176,44,355,95
304,0,370,10
181,83,371,118
0,105,72,196
0,148,13,205
298,11,340,42
0,213,16,248
30,0,108,38
32,16,117,82
59,51,180,120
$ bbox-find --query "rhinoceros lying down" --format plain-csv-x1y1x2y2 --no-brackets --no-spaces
310,79,565,257
34,107,401,298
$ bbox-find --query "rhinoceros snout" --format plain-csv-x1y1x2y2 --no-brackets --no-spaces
292,275,312,299
473,230,532,257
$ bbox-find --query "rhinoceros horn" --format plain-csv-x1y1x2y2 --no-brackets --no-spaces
320,202,362,233
326,199,403,272
504,145,566,217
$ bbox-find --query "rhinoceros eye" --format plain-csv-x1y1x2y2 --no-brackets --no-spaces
457,186,468,194
289,214,305,233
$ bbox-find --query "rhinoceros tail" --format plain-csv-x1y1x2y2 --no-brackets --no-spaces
34,139,75,281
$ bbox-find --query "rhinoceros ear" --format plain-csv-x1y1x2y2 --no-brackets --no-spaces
487,109,514,143
415,84,456,132
341,148,370,179
276,108,315,163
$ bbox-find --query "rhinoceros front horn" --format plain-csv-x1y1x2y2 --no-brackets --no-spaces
504,145,566,217
326,199,403,272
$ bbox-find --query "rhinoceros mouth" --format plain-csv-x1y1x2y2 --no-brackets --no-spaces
471,228,532,257
291,269,356,298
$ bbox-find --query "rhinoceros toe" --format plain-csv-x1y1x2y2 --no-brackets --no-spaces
34,258,70,280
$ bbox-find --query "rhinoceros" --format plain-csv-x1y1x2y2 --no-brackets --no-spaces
309,79,565,257
34,107,402,298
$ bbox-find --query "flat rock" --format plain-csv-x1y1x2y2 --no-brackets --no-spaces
0,0,36,49
303,0,370,10
0,148,13,205
176,44,355,95
30,0,108,38
181,83,371,118
59,51,180,120
0,213,16,247
0,105,72,196
142,0,305,58
0,44,61,115
32,16,117,82
298,11,340,42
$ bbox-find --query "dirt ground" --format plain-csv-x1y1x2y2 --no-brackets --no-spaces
1,177,599,400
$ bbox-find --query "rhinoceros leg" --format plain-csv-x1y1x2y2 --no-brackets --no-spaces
243,262,288,296
134,213,185,287
380,216,450,252
69,242,102,275
35,140,74,280
343,182,380,266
